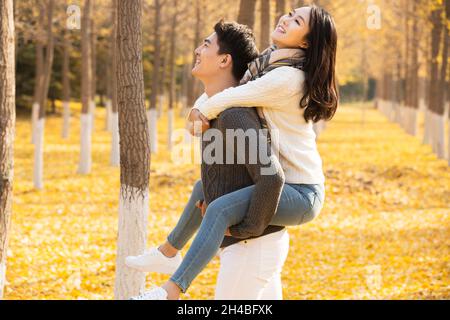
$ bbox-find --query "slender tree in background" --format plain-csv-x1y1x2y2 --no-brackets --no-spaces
78,0,93,174
260,0,271,50
446,0,450,165
405,0,420,136
168,0,179,150
427,4,444,157
237,0,257,29
31,4,44,145
61,28,71,139
0,0,15,299
114,0,150,300
90,14,97,132
110,0,120,167
148,0,162,154
275,0,286,27
186,0,201,111
436,0,449,159
34,0,54,189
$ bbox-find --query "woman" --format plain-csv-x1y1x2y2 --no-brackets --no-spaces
128,5,338,300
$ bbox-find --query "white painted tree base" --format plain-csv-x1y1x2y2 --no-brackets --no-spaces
105,99,112,132
168,109,174,150
110,112,120,166
147,109,158,153
0,261,5,299
31,102,39,144
423,109,431,146
78,114,92,174
409,108,418,136
62,101,71,139
430,112,445,159
114,186,148,300
90,100,96,133
33,118,45,189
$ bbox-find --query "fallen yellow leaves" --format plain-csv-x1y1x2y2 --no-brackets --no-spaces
4,101,450,299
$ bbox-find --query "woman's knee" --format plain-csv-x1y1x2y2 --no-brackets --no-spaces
192,179,203,197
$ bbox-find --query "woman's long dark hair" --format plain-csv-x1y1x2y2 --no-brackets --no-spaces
301,5,339,123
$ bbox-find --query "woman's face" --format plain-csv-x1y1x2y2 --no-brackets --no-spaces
271,7,311,49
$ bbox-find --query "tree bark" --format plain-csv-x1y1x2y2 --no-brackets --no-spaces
114,0,150,300
260,0,271,50
237,0,257,29
0,0,15,299
78,0,93,174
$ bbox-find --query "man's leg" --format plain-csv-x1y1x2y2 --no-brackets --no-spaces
214,230,290,300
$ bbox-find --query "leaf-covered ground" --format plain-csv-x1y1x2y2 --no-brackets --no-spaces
5,102,449,299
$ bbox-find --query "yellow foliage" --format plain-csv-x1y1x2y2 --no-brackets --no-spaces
4,101,450,299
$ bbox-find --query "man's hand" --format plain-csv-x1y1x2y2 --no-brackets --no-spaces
187,109,210,136
195,199,207,217
196,200,232,236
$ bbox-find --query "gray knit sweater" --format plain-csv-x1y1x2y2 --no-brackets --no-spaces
200,107,285,246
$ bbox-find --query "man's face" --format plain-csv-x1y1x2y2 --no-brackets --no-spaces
192,32,228,81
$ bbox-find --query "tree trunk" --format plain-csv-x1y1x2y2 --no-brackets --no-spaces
435,0,449,159
168,0,178,150
31,5,44,144
114,0,150,300
78,0,93,174
158,50,167,119
408,0,419,136
274,0,286,27
149,0,162,154
34,0,54,190
260,0,271,51
90,15,97,132
110,0,119,166
237,0,257,29
0,0,15,299
62,29,71,139
428,6,443,156
187,0,201,110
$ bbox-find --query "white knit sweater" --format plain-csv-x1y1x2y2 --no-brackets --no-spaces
193,66,325,184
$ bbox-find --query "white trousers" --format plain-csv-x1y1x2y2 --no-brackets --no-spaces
215,229,290,300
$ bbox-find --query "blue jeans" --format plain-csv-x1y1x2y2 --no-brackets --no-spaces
167,179,325,293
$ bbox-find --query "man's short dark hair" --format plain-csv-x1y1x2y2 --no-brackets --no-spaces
214,20,259,81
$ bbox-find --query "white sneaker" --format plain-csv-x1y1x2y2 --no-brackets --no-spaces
125,247,182,274
130,287,168,300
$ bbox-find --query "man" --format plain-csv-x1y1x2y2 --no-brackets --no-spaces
129,21,290,300
190,20,290,300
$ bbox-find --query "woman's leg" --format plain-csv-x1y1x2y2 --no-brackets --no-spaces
165,179,204,251
169,183,322,293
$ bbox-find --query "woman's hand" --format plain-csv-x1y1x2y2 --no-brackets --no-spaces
187,109,210,136
224,228,232,237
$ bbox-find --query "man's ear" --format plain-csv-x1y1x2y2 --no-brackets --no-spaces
220,54,233,69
